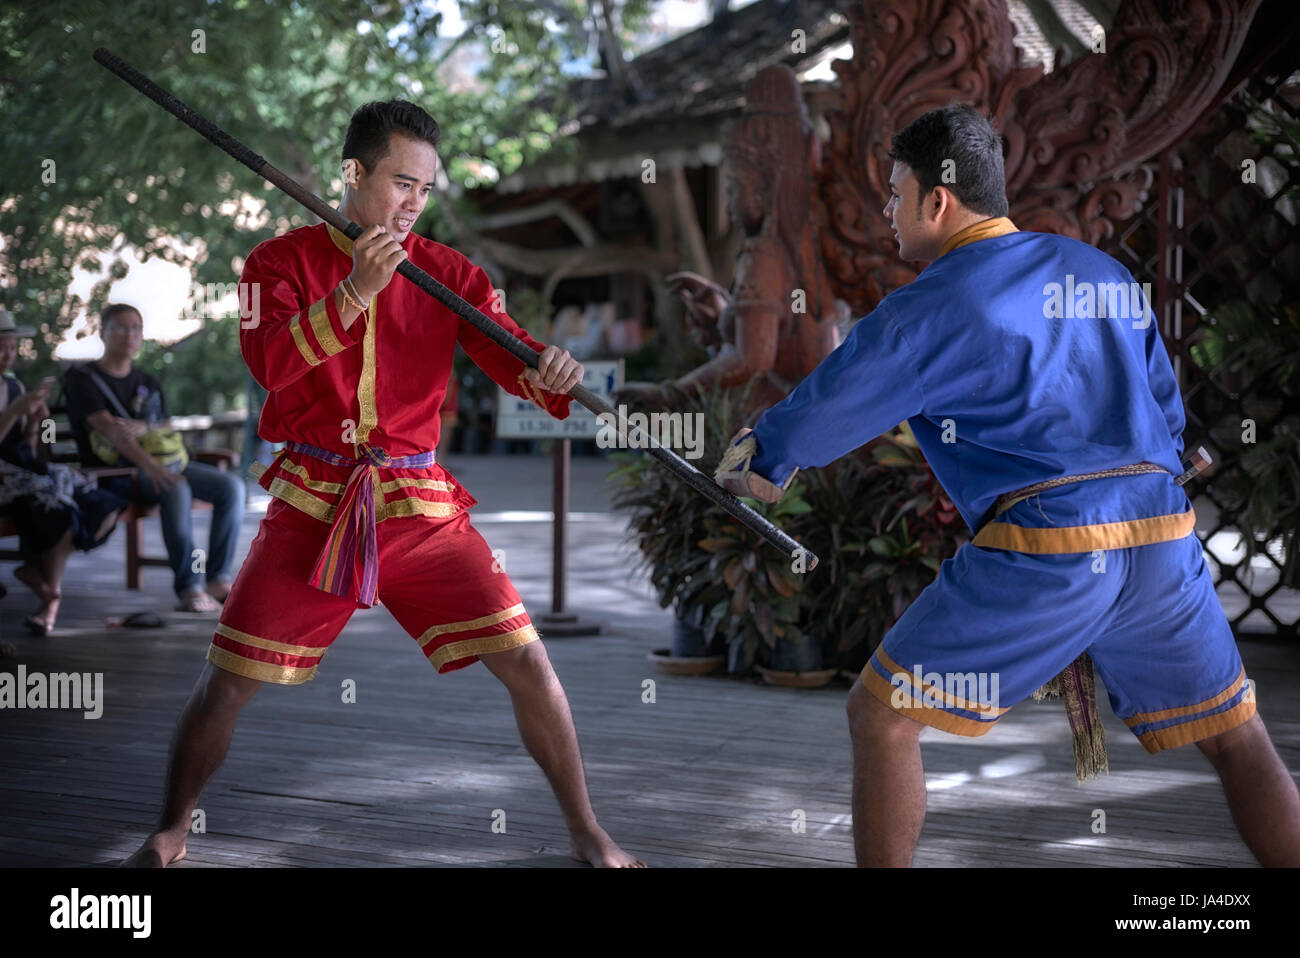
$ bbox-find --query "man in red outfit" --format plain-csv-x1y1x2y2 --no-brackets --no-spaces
124,99,643,868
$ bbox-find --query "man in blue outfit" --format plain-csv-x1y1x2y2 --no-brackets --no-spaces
719,104,1300,867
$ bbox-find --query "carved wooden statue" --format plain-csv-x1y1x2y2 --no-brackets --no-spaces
620,65,848,412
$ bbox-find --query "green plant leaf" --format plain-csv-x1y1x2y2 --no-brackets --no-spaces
868,536,898,557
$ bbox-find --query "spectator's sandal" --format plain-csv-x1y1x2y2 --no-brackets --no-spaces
176,589,220,613
24,595,59,638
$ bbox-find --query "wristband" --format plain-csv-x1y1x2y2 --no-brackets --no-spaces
339,276,369,312
337,283,362,314
345,276,371,308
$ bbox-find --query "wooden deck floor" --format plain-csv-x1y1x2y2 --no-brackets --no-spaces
1,454,1297,867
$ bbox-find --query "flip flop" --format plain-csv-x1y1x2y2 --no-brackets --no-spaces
108,611,166,629
24,614,52,638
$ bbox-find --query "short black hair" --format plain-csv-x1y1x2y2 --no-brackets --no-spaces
342,99,442,172
100,303,141,333
889,104,1009,218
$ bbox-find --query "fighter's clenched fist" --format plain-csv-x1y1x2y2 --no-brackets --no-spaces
525,345,583,395
716,427,786,503
349,225,407,303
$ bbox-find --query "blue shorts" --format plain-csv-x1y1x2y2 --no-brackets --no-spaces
859,532,1255,752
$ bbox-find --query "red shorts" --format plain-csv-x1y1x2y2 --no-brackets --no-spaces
206,499,538,684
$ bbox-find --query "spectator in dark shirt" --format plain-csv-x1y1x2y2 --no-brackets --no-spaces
0,308,126,635
64,304,244,612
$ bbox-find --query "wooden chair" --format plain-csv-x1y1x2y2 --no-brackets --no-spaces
82,450,240,589
0,516,22,562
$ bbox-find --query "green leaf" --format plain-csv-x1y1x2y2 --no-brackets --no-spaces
868,536,899,557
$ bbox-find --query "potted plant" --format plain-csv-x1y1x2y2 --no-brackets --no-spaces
612,384,969,683
608,382,759,674
766,426,965,682
696,482,830,683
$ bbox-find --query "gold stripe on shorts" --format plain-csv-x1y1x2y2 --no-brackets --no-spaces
417,602,527,647
215,622,331,658
207,645,320,685
427,624,539,671
1123,667,1248,728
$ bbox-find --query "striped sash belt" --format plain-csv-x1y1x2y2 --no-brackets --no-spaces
286,440,436,607
971,462,1196,553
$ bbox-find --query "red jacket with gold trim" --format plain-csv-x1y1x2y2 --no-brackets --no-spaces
239,222,570,523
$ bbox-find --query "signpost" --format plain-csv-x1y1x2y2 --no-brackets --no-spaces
496,360,623,637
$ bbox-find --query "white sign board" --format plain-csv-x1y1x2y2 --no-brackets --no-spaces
495,359,623,440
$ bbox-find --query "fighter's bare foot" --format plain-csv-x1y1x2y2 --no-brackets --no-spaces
120,833,187,868
569,826,645,868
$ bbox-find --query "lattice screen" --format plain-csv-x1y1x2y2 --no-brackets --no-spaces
1106,66,1300,639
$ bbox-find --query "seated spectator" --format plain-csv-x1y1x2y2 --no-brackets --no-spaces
64,303,244,613
0,308,127,635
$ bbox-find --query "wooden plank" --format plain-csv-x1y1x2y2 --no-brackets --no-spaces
1,455,1295,867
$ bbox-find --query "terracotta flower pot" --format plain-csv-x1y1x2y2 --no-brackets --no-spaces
756,666,839,688
648,648,725,676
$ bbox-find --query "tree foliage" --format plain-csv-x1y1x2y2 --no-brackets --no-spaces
0,0,651,409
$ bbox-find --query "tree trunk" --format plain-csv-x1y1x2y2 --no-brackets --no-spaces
668,166,713,279
638,173,691,362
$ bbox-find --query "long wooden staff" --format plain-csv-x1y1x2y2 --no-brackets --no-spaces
92,47,819,570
